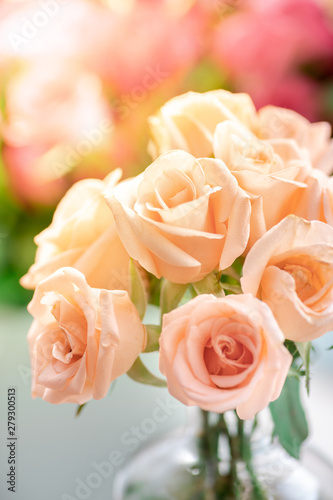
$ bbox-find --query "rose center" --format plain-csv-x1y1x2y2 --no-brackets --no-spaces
155,170,196,209
204,332,253,377
51,330,76,364
240,138,271,163
283,264,321,302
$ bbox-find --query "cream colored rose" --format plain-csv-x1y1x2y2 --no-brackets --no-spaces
148,90,257,159
241,215,333,342
27,267,146,404
257,106,333,175
159,293,291,420
105,150,251,284
288,169,333,227
21,169,131,291
213,120,310,232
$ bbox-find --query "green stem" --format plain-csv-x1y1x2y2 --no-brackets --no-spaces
218,414,242,500
199,411,219,500
198,411,269,499
237,414,268,500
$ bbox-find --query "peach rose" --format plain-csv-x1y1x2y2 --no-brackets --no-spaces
21,169,130,291
289,169,333,226
27,267,147,404
241,215,333,342
213,119,310,232
257,106,333,175
148,90,257,159
159,293,291,420
105,150,251,284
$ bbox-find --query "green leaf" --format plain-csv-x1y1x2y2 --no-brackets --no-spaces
143,324,161,353
221,266,241,281
129,260,147,320
232,256,245,277
269,376,308,459
219,283,242,295
146,273,161,307
295,341,311,394
192,272,225,297
284,340,301,360
127,357,167,388
160,280,188,316
287,367,304,380
75,403,87,417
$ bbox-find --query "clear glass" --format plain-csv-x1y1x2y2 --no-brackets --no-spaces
112,409,333,500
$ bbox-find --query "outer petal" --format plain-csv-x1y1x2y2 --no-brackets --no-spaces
241,216,333,296
261,266,333,342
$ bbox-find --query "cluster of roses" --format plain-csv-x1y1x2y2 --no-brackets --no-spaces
22,90,333,420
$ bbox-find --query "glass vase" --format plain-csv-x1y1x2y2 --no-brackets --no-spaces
112,408,333,500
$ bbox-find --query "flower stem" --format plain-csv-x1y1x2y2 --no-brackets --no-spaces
237,415,268,500
199,411,220,500
198,411,269,499
218,414,242,499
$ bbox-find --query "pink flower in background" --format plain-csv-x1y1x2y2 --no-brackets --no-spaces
0,0,204,85
90,1,205,93
251,76,322,124
0,0,207,205
212,0,333,120
1,59,113,205
2,60,111,147
2,143,67,206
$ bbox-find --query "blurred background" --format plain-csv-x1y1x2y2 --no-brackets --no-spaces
0,2,333,499
0,0,333,305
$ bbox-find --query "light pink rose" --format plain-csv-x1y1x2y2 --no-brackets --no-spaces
241,215,333,342
148,90,257,159
257,105,333,175
20,170,131,291
27,267,147,404
159,293,291,420
105,150,252,284
213,119,310,233
148,89,333,244
289,169,333,226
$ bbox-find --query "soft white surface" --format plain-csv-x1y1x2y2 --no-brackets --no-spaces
0,305,332,500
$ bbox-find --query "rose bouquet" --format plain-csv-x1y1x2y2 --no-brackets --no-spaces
22,89,333,499
2,0,333,308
